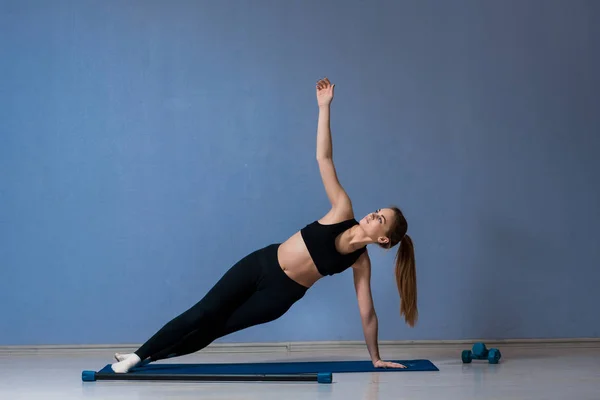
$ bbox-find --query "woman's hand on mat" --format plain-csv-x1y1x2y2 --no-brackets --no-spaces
373,359,407,369
316,77,335,107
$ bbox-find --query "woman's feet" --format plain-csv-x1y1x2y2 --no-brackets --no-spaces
114,352,133,362
110,353,142,373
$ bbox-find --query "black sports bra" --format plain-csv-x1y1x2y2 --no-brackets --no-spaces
300,218,367,276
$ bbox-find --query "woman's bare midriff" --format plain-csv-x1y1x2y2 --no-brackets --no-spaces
277,231,323,288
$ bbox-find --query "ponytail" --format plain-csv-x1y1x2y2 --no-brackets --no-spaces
395,234,418,327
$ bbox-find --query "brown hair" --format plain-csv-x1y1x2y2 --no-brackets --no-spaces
380,206,418,327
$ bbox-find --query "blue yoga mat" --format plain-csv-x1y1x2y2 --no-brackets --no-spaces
82,359,438,383
95,359,438,375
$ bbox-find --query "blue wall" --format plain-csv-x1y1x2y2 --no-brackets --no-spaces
1,0,599,346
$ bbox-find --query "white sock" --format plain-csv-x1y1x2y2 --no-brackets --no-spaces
111,353,141,373
114,352,133,362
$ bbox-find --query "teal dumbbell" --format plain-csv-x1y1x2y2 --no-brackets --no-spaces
461,342,501,364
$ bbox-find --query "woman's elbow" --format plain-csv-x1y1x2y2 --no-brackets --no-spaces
361,308,377,323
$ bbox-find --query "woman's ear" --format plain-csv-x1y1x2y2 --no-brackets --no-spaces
378,236,390,245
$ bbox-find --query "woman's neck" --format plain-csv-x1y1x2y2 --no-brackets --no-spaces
347,225,375,249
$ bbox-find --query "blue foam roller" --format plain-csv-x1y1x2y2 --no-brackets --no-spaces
82,370,96,382
317,372,332,384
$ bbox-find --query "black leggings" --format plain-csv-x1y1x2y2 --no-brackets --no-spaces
134,243,308,362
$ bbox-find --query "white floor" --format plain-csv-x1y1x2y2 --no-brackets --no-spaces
1,343,599,400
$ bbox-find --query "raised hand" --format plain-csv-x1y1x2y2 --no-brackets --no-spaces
316,77,335,107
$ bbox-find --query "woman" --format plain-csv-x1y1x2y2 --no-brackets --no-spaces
111,77,417,373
